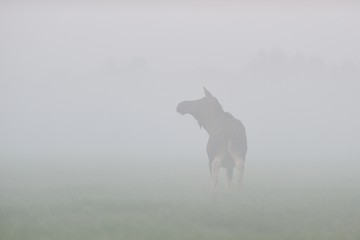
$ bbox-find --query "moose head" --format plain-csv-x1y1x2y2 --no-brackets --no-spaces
176,88,224,128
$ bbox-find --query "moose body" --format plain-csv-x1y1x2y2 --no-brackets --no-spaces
177,88,247,192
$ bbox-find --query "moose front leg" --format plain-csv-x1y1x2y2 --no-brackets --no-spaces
226,167,233,189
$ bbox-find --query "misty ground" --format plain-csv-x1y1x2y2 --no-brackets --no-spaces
1,156,359,240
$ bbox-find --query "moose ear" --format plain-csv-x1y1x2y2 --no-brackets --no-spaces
203,87,213,98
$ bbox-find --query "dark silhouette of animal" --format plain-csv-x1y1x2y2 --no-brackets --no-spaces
177,88,247,192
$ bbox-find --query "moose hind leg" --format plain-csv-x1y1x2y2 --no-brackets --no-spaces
232,156,245,188
211,157,223,194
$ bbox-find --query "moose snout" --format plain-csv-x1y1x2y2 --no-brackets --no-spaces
176,103,185,115
176,102,188,115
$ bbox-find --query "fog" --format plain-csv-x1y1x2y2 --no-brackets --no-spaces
2,2,359,158
1,2,360,239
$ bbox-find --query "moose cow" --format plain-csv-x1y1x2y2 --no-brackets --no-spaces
177,88,247,193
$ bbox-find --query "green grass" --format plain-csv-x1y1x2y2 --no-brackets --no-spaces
0,156,359,240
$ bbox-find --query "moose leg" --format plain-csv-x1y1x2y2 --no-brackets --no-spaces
226,167,233,189
233,156,245,188
211,157,222,194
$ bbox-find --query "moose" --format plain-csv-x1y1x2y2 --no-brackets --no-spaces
177,88,247,193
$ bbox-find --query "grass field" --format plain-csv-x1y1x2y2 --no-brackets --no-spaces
1,156,359,240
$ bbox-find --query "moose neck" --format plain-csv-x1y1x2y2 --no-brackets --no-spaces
191,111,224,135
